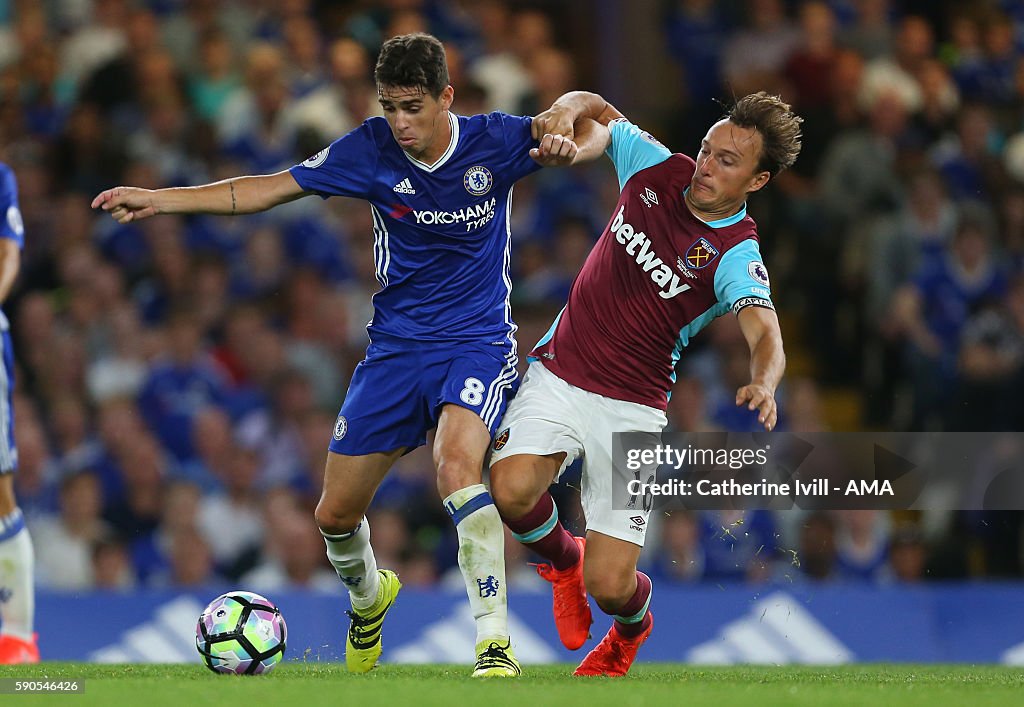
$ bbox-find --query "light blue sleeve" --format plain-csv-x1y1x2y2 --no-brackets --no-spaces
605,119,672,191
714,239,775,314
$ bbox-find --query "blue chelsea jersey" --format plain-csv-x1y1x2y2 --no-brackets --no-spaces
290,112,541,344
0,164,24,251
0,163,24,331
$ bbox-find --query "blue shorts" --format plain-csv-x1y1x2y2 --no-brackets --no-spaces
0,328,16,474
329,338,519,456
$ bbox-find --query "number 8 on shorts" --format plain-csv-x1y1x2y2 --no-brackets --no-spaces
460,377,485,406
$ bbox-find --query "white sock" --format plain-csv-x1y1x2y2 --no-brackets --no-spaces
0,508,34,641
321,518,380,611
443,484,508,644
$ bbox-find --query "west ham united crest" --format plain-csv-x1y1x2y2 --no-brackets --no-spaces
685,237,720,269
464,165,493,195
493,427,510,451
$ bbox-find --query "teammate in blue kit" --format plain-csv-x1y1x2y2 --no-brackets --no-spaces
0,162,37,664
92,33,545,677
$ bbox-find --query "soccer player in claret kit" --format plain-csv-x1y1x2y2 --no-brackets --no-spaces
93,33,542,677
0,161,36,664
490,91,802,676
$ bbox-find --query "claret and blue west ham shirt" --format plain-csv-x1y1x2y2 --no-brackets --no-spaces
290,111,540,346
532,119,775,411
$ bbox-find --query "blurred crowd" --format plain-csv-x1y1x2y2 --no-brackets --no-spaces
2,0,1024,593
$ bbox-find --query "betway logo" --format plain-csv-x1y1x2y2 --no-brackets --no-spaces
609,206,691,299
413,197,496,231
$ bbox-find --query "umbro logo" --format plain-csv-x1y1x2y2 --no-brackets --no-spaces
640,187,659,208
629,515,646,527
393,178,416,194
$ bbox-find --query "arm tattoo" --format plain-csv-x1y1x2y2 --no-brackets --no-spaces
229,180,237,215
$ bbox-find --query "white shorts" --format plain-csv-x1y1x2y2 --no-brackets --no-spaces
490,361,667,546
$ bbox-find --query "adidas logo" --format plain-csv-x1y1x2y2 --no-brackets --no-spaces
391,603,557,664
90,596,206,663
393,178,416,194
1002,640,1024,665
686,591,853,664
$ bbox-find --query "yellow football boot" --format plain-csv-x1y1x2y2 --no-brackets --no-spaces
345,569,402,673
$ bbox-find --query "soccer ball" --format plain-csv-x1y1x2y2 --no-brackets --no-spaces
196,590,288,675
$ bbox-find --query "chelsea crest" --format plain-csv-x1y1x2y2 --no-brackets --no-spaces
464,166,493,196
333,415,348,441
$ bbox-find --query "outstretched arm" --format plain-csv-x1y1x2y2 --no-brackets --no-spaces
533,91,625,139
529,117,610,167
529,91,625,167
91,170,308,224
735,305,786,431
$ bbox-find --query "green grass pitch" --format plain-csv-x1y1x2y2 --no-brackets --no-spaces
0,663,1021,706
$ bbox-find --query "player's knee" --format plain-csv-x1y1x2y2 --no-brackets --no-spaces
0,474,15,516
435,457,482,498
585,567,636,613
490,465,539,520
314,499,362,535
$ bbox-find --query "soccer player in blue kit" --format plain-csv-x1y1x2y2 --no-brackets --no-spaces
93,33,542,677
0,162,36,664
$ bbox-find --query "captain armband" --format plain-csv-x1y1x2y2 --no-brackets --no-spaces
732,296,775,315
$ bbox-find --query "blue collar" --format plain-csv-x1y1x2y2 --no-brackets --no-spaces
683,188,747,228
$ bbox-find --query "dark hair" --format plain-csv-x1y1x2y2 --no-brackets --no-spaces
725,92,803,177
374,33,449,98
